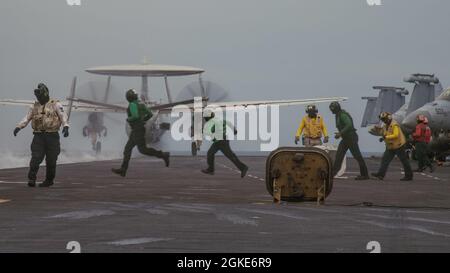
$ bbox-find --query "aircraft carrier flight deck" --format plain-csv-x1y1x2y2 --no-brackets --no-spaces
0,156,449,253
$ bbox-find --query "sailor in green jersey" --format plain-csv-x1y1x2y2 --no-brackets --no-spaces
201,110,248,178
112,89,170,177
329,101,369,180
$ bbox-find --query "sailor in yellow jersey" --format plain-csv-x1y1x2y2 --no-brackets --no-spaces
371,112,413,181
295,105,329,147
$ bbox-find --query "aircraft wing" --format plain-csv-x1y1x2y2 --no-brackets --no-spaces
203,97,347,108
2,96,347,114
66,97,204,114
65,98,127,113
0,99,35,107
156,96,348,114
0,99,127,113
66,102,126,113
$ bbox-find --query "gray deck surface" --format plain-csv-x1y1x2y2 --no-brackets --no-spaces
0,156,449,253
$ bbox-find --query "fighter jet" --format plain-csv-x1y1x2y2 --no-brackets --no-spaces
362,73,443,136
402,87,450,156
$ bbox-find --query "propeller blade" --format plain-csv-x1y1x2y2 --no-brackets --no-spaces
150,98,208,111
176,80,230,103
67,76,77,121
103,76,111,103
104,113,123,125
205,81,211,95
187,85,197,97
89,81,98,101
215,92,228,102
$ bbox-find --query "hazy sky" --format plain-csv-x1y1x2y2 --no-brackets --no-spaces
1,0,450,154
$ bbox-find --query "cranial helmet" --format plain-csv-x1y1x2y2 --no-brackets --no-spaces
306,104,318,115
34,83,50,104
203,108,215,120
417,114,427,124
329,101,341,113
379,111,393,123
34,83,49,97
125,89,138,102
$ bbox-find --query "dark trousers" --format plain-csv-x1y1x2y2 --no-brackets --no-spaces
28,132,61,182
207,140,247,171
377,145,413,179
415,142,432,170
121,125,163,171
333,132,368,177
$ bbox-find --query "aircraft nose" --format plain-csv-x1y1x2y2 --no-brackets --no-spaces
402,109,431,131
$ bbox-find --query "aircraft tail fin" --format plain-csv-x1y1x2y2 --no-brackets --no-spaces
407,83,434,115
435,82,444,98
405,74,441,116
361,97,377,127
361,86,408,127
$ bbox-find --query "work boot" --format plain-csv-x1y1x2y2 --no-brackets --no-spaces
400,176,413,181
111,168,126,177
28,180,36,187
355,175,370,181
428,165,435,173
371,172,384,180
240,166,249,178
162,152,170,167
413,168,424,173
39,180,54,187
201,168,214,175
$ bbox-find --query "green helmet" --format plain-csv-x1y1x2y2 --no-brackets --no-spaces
126,89,138,102
329,101,341,113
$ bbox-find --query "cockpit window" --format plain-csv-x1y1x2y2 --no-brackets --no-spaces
438,88,450,101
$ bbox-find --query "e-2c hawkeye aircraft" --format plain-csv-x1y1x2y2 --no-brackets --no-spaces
0,62,347,155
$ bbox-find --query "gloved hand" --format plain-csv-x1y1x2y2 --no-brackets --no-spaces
295,136,300,145
379,138,384,143
334,132,342,139
234,128,238,135
82,130,87,137
62,126,69,138
13,127,21,137
323,136,329,143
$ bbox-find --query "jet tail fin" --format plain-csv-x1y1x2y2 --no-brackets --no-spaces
361,97,377,127
435,82,444,98
405,73,442,116
361,86,408,127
